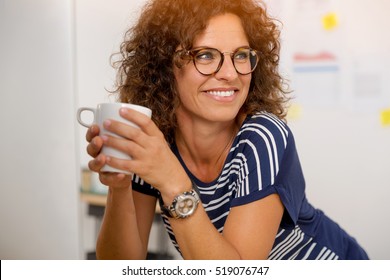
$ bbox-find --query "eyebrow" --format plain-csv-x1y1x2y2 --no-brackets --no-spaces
190,45,251,51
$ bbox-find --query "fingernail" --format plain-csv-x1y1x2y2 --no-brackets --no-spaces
104,120,111,127
95,154,102,163
101,135,108,142
119,108,127,115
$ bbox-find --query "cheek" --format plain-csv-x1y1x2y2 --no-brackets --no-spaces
173,69,185,97
174,67,204,96
240,76,252,95
174,74,189,98
242,74,252,87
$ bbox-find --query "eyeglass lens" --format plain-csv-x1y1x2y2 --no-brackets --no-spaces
192,47,258,75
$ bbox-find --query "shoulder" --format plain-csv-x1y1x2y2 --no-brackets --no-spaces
237,112,290,151
228,112,293,204
229,112,292,183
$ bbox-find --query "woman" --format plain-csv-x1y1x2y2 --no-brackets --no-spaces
85,0,369,259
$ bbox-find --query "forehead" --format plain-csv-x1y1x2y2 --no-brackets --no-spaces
193,13,249,48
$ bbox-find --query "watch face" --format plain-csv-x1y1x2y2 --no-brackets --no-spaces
174,193,198,217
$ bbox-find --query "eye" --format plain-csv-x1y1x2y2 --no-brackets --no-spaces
194,49,219,64
234,49,250,62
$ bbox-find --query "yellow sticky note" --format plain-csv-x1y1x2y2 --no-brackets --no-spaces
322,12,339,31
287,103,303,120
380,108,390,126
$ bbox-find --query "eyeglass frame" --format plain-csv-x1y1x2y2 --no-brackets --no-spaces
174,46,260,76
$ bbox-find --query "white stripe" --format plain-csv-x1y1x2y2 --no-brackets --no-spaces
327,252,336,260
320,249,332,260
221,157,246,177
203,191,232,208
198,190,217,195
198,184,218,191
231,139,262,191
217,155,248,195
288,238,313,260
242,128,277,177
219,163,239,182
240,126,276,183
205,198,230,211
133,174,145,185
302,243,317,260
244,175,250,197
260,112,288,136
255,113,288,147
315,247,327,260
275,229,285,238
276,230,305,259
211,211,229,224
269,227,305,259
268,227,300,259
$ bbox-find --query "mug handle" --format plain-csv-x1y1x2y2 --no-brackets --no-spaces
77,107,95,128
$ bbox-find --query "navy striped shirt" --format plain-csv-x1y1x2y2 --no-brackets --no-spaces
132,112,368,259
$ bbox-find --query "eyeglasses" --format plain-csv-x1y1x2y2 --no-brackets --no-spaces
176,47,259,76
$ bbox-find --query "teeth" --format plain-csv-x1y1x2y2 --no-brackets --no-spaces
207,90,235,97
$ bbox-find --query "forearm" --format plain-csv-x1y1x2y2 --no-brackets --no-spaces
96,187,146,260
159,176,242,259
169,204,242,260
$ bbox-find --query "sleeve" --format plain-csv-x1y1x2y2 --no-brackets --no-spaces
132,174,159,198
230,113,306,227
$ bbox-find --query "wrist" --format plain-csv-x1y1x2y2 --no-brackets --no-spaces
158,176,193,205
158,180,200,219
106,183,137,214
107,182,132,199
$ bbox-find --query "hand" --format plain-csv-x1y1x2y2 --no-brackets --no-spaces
85,124,132,189
100,107,188,193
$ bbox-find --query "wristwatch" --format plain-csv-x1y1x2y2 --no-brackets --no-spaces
159,187,200,219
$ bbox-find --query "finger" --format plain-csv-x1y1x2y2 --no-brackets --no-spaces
87,136,104,158
103,119,148,147
105,156,136,175
98,172,131,188
86,124,100,143
119,108,161,136
101,134,144,160
88,154,106,172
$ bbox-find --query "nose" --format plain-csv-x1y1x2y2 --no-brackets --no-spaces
214,53,239,80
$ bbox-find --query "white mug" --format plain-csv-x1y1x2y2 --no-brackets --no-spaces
77,103,152,174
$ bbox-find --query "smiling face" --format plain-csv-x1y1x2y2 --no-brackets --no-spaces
173,13,252,124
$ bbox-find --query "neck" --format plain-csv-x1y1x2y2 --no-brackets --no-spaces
175,114,244,182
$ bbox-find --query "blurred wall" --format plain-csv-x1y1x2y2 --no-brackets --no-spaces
278,0,390,259
0,0,80,259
